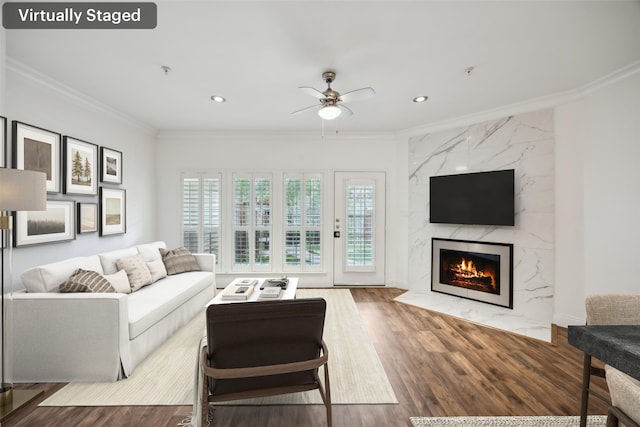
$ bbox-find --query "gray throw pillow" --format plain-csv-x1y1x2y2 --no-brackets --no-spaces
59,269,116,293
159,247,201,275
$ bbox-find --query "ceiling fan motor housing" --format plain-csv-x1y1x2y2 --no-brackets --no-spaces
322,71,336,84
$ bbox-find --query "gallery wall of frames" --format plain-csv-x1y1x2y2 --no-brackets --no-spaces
1,115,126,247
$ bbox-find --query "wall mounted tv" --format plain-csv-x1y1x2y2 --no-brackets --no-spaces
429,169,515,226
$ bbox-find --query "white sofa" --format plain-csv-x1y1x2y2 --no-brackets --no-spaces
7,241,215,383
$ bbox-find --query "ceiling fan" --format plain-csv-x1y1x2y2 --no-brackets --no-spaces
291,71,375,120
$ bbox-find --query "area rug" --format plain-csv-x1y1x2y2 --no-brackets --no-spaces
40,289,397,406
410,415,607,427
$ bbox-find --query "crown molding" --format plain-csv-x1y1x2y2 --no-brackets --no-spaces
579,59,640,96
5,58,156,135
399,89,583,139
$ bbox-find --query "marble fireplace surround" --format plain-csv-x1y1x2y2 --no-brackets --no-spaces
402,109,554,343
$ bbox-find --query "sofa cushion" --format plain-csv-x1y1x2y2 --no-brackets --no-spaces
146,258,168,283
99,247,138,275
104,269,131,294
127,271,214,339
21,255,104,293
59,269,116,293
136,241,167,262
159,247,201,275
116,255,152,292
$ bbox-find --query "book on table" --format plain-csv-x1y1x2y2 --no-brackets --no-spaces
258,287,282,300
221,282,256,300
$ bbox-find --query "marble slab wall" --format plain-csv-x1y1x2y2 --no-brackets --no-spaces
406,109,555,341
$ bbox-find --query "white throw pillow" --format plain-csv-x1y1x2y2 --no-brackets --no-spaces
103,269,131,294
146,258,168,283
136,241,167,262
116,254,152,292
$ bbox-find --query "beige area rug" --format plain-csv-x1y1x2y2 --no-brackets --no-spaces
410,415,607,427
40,289,397,406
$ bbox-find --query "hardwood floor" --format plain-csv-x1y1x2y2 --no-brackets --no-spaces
4,288,609,427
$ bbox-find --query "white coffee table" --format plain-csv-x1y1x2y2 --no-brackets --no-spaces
207,277,298,305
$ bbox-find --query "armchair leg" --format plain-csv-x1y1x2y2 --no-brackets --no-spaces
201,373,209,427
324,362,332,427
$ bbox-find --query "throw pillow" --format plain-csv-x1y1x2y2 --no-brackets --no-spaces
116,254,153,292
147,258,168,283
103,269,132,294
159,247,201,275
59,269,116,293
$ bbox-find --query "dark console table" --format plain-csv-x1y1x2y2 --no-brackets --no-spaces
568,325,640,427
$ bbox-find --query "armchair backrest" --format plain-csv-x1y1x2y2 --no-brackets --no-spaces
585,294,640,325
205,298,327,397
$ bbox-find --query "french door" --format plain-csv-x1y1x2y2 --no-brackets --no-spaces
333,172,386,285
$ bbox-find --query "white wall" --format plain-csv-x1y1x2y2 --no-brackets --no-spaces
4,63,158,288
554,70,640,326
155,133,408,287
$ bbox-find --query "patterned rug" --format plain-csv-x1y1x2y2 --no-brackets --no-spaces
410,415,607,427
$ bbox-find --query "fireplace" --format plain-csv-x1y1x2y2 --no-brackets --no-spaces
432,238,513,308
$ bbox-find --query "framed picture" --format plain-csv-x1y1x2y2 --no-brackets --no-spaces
100,147,122,184
14,200,76,247
100,187,126,236
63,136,98,195
1,116,6,167
78,203,98,234
12,121,61,193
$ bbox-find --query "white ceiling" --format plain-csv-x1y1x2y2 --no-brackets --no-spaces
6,1,640,134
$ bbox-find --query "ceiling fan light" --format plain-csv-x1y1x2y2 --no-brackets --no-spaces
318,105,341,120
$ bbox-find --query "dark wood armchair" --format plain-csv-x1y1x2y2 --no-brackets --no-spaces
200,298,331,426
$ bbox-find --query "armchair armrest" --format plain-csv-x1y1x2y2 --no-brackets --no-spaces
201,341,328,379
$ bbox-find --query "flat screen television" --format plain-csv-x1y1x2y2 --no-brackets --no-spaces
429,169,515,226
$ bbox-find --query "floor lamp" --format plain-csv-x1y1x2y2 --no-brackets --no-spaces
0,168,47,420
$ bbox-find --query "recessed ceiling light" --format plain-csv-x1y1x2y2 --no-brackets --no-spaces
210,95,226,103
413,96,428,103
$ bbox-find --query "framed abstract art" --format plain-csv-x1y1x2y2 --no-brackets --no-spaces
12,121,61,193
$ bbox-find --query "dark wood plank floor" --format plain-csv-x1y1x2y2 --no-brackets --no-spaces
4,288,609,426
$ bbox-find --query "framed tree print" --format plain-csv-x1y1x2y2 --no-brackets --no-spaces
14,200,76,246
100,187,126,236
78,203,98,234
13,120,61,193
100,147,122,184
12,121,62,193
64,136,98,195
1,116,6,167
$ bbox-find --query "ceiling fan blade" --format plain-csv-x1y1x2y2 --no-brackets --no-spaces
291,104,321,115
339,87,375,103
337,104,353,118
298,87,326,100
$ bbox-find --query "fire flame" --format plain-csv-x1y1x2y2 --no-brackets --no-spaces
455,258,496,288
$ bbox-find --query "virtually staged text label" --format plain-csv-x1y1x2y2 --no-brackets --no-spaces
3,2,157,29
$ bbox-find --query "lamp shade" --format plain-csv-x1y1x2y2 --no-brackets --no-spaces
0,169,47,211
318,105,341,120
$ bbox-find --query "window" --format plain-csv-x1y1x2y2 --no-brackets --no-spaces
233,174,272,271
181,172,221,263
284,174,322,271
181,171,323,273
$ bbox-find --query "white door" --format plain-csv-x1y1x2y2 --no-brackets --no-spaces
333,172,386,285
